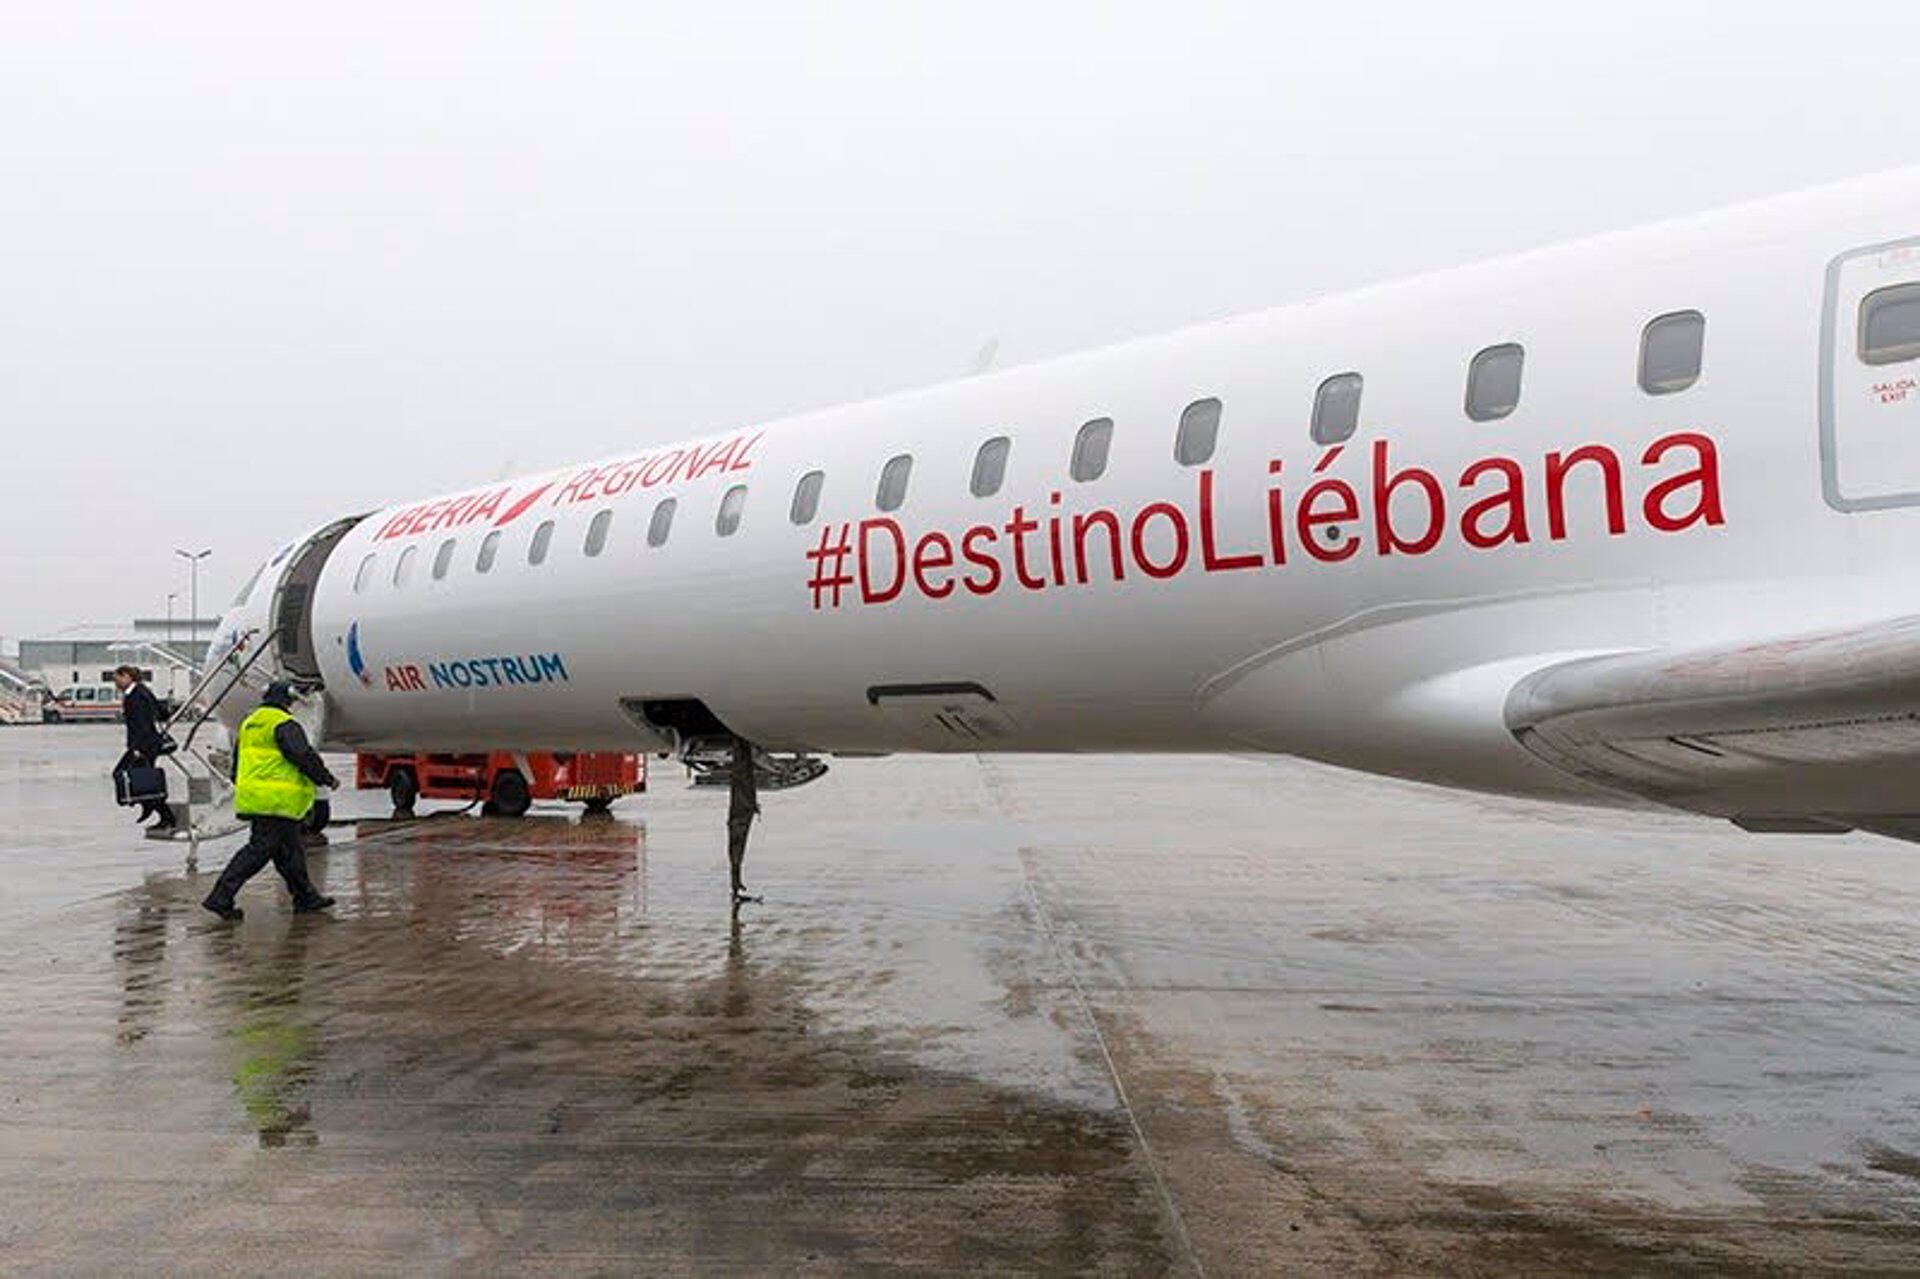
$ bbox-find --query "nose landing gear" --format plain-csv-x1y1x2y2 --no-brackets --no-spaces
726,736,761,908
678,734,828,908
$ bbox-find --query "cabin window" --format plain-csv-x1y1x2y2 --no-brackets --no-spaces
1640,310,1706,393
971,436,1011,497
476,530,501,573
647,498,677,547
1860,284,1920,366
1311,373,1363,444
583,509,613,557
393,545,417,588
353,554,376,594
1175,398,1221,465
877,454,913,512
1070,418,1113,482
716,484,748,536
529,520,554,566
1465,344,1525,421
432,538,456,580
790,471,824,524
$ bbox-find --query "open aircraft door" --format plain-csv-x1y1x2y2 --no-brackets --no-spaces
269,516,365,685
1821,237,1920,510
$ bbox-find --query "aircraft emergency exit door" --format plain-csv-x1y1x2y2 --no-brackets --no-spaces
1822,237,1920,510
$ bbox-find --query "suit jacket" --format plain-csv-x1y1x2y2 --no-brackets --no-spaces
122,683,165,757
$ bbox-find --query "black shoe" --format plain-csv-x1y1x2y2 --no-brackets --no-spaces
152,813,178,832
201,898,243,921
293,896,335,914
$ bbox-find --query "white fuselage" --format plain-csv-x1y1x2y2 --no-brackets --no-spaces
209,169,1920,807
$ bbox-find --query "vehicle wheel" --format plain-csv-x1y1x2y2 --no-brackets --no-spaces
580,796,614,815
43,710,61,724
388,767,419,814
490,769,532,818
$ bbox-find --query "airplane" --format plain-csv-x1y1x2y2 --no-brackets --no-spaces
201,165,1920,872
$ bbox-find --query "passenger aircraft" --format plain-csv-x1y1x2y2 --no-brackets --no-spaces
206,167,1920,842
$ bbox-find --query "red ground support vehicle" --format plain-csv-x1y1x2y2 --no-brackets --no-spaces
355,751,646,817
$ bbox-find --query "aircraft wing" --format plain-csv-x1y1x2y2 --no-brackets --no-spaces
1505,616,1920,840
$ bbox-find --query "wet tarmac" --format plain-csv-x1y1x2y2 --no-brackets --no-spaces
5,725,1920,1274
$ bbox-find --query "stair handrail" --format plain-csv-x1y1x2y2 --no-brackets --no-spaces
156,632,274,860
168,629,276,751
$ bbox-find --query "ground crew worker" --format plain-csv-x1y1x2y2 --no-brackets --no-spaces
727,735,761,905
202,682,339,921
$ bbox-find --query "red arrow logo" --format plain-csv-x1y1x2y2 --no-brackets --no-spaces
494,482,554,526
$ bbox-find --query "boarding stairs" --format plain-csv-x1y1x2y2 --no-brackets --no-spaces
111,639,199,671
146,629,281,860
0,663,43,725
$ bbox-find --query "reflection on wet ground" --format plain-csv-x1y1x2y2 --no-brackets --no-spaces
6,726,1920,1273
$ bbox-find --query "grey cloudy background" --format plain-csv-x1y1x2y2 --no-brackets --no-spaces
2,2,1915,636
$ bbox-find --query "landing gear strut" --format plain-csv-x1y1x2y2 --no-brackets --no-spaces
727,736,762,908
658,715,826,906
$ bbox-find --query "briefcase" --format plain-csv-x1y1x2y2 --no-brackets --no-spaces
115,765,168,807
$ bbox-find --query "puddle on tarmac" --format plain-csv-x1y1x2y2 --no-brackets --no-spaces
10,734,1920,1273
13,811,1174,1273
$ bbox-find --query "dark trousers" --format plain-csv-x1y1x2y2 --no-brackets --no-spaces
207,816,323,909
113,750,166,821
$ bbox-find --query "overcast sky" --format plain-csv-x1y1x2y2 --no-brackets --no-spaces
3,2,1916,636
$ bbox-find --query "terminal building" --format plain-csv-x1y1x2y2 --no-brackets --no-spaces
14,618,219,699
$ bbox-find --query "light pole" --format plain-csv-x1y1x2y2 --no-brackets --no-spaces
175,549,211,676
166,593,177,648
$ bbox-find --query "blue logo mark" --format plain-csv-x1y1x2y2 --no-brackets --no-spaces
346,622,371,686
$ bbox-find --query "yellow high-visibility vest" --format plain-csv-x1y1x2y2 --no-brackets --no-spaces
233,706,315,820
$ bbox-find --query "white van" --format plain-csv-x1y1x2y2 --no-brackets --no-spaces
42,685,123,724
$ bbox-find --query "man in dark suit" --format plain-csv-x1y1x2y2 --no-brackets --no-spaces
112,664,174,830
